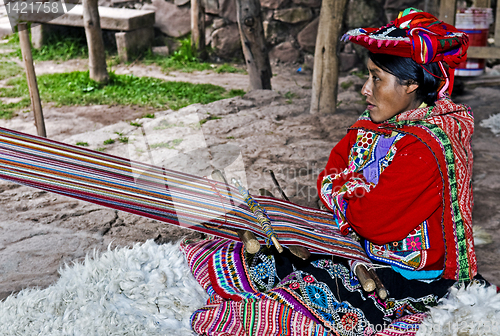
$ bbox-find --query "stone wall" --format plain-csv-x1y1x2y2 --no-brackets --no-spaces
105,0,438,67
131,0,392,67
70,0,437,68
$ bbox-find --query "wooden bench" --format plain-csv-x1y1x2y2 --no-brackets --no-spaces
28,5,155,62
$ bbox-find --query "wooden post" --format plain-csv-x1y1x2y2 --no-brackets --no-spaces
439,0,457,25
310,0,347,114
191,0,206,59
18,23,46,138
83,0,109,83
236,0,272,90
495,0,500,48
474,0,491,8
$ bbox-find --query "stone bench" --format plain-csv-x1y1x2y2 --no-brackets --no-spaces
29,5,155,62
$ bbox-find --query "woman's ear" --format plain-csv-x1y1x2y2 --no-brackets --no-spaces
406,82,419,95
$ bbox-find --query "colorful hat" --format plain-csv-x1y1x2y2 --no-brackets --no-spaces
342,8,469,96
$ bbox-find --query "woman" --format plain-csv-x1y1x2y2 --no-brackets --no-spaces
181,8,482,336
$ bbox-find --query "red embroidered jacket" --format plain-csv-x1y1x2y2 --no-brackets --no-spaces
317,131,446,271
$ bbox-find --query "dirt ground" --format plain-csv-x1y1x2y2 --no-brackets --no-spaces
0,60,498,300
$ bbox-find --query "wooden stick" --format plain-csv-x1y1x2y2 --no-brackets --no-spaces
18,23,46,138
232,177,284,253
269,170,290,202
288,245,311,260
236,229,261,254
191,0,206,59
354,263,375,292
211,170,261,254
369,268,388,300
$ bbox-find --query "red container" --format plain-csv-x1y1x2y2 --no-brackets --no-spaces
455,8,493,76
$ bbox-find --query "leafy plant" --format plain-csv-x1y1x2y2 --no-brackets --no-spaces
76,142,89,146
103,139,115,145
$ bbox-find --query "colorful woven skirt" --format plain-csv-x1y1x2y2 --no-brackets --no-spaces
181,238,457,336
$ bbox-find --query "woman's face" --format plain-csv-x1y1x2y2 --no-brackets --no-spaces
361,59,420,123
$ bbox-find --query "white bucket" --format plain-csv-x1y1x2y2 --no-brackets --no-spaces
455,7,493,76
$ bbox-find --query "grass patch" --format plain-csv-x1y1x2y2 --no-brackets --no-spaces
31,35,87,61
143,38,245,74
76,142,89,146
351,70,368,79
214,63,246,74
130,121,142,127
0,71,245,118
152,120,201,130
6,30,88,62
103,139,115,145
0,61,22,80
228,89,245,97
0,99,31,119
340,81,353,90
200,115,222,125
150,138,183,149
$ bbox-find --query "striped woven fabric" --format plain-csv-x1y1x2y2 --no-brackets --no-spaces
0,126,370,263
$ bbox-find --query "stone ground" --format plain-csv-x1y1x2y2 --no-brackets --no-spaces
0,58,499,301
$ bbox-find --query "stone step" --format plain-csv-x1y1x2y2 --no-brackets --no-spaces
17,4,155,31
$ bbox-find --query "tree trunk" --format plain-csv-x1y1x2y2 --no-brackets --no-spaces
191,0,206,59
236,0,272,90
83,0,109,83
310,0,347,114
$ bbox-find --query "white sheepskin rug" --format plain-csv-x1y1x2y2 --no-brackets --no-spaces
480,113,500,136
417,283,500,336
0,240,208,336
2,239,499,336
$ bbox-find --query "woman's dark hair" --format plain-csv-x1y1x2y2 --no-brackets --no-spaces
368,52,444,106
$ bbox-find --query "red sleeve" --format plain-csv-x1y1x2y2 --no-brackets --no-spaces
345,135,443,245
317,131,359,208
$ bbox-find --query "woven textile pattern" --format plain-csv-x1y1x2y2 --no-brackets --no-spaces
373,313,425,336
182,238,438,336
0,126,370,263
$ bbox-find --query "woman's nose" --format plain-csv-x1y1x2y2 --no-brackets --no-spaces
361,80,371,96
